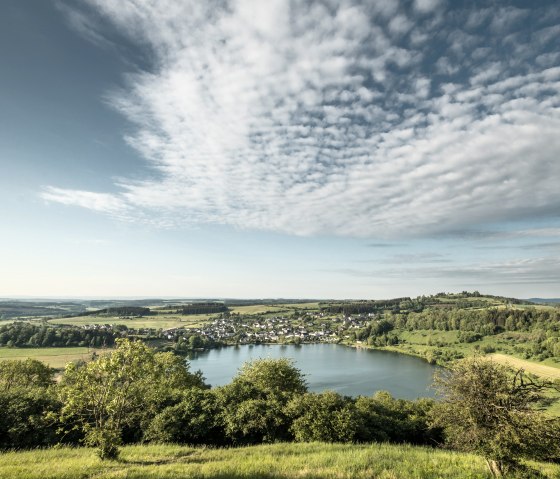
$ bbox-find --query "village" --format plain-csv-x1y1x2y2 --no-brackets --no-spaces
165,312,376,346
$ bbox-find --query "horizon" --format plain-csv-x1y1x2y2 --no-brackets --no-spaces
2,291,559,302
1,0,559,298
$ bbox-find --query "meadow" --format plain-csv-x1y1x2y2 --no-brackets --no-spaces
228,302,321,315
382,330,560,415
49,314,212,330
1,442,559,479
0,346,110,369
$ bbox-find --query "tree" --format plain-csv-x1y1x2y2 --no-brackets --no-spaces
285,391,360,442
232,358,308,396
430,356,560,477
0,358,55,391
354,391,440,445
58,339,205,459
145,388,223,445
0,359,59,449
216,358,307,444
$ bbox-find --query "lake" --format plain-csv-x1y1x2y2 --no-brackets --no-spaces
187,344,439,399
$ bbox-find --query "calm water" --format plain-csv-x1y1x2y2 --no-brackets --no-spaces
187,344,439,399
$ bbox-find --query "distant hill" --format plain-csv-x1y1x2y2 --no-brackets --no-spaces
528,298,560,304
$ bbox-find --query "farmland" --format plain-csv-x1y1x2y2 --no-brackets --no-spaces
0,346,110,369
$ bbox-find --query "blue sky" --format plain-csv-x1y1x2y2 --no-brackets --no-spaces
1,0,559,299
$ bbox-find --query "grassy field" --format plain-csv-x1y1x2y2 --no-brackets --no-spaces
489,353,560,380
383,331,560,416
229,302,321,315
0,346,111,369
49,315,211,329
391,330,560,369
1,442,559,479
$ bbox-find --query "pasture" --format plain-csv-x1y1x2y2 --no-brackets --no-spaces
48,315,211,330
0,346,110,369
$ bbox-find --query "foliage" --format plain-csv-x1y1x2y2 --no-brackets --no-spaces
216,358,307,443
0,322,116,348
57,339,205,459
0,388,61,449
145,388,223,444
354,392,441,445
286,391,361,442
176,303,228,315
0,359,60,449
430,356,560,476
231,357,308,396
0,358,55,391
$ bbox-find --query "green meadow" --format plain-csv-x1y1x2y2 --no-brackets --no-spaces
0,346,110,369
1,442,559,479
48,315,212,330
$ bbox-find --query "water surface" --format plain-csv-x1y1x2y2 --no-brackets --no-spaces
188,344,438,399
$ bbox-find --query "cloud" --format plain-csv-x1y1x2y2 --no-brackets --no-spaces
367,242,406,248
44,1,560,238
42,187,128,214
413,0,442,14
333,256,560,285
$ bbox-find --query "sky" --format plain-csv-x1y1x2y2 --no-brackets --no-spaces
1,0,559,299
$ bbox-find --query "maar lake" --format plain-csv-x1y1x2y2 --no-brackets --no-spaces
187,343,439,399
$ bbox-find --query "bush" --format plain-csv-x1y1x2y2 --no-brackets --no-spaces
145,389,223,445
285,391,361,442
430,356,560,476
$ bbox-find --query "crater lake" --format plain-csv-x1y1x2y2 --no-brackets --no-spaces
187,344,439,399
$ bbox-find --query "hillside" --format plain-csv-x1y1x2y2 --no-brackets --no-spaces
1,442,559,479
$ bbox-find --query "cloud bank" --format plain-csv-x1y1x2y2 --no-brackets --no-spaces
46,0,560,238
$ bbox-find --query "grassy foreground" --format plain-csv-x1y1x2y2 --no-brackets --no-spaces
1,443,560,479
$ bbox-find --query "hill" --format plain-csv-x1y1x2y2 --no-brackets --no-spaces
529,298,560,304
1,442,559,479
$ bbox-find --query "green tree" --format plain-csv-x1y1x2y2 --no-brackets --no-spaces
430,356,560,477
0,358,55,391
216,358,307,444
354,391,439,444
58,339,205,459
286,391,361,442
145,388,222,445
0,359,59,449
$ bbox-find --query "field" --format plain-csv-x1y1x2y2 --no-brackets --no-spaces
382,330,560,415
48,315,212,330
389,330,560,370
489,353,560,380
0,346,110,369
1,442,559,479
229,302,321,315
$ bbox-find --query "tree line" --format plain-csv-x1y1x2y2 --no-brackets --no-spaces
175,303,229,315
0,323,117,348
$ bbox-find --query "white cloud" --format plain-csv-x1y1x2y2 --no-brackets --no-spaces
42,187,128,214
45,1,560,239
413,0,442,14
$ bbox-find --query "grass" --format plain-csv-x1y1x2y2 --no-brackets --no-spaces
488,353,560,380
0,346,111,369
382,330,560,416
391,330,560,369
229,303,322,315
1,442,559,479
49,315,211,330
